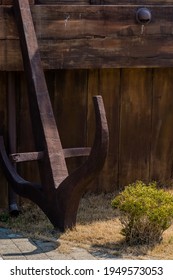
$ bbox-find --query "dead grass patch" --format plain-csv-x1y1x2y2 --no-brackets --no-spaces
1,192,173,259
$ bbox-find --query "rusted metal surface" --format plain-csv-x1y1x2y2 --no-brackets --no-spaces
0,0,109,231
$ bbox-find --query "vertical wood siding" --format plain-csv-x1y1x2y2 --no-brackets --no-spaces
1,68,173,207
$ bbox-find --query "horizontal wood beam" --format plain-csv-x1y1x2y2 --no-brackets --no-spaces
1,5,173,69
63,147,91,158
9,147,91,163
0,0,34,4
10,152,44,162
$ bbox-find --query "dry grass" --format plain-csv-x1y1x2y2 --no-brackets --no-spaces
1,192,173,259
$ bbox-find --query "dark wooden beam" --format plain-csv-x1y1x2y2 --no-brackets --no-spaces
14,0,68,190
2,4,173,69
1,0,34,4
9,148,91,163
9,151,44,163
63,147,91,158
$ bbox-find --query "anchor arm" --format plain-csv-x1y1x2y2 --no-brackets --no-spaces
0,136,43,202
51,95,109,231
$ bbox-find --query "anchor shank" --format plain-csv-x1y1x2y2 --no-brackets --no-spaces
14,0,68,190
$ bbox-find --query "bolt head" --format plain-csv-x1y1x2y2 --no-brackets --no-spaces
136,8,152,24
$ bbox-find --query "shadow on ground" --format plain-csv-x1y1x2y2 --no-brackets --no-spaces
0,227,60,258
90,240,155,260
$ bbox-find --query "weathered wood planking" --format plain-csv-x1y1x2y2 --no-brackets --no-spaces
16,72,41,184
119,69,153,187
0,0,34,4
36,0,89,4
87,69,120,192
0,72,8,208
87,69,99,191
49,69,88,174
98,69,120,192
150,68,173,184
2,5,173,69
34,0,173,4
100,0,173,4
2,67,173,199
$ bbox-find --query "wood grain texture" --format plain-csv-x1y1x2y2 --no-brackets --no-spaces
2,67,173,197
98,69,120,192
2,5,173,69
0,72,8,208
119,68,153,187
150,68,173,184
2,1,173,202
86,69,120,193
14,0,68,190
1,0,34,4
34,0,173,4
17,72,41,184
10,152,44,163
87,69,99,192
35,0,89,4
51,70,88,174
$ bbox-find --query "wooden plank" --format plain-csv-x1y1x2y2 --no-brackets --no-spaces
7,72,19,214
0,72,8,208
150,68,173,184
32,5,173,68
3,5,173,69
87,69,99,192
16,72,40,183
98,69,120,192
10,151,44,163
9,148,91,162
119,68,153,187
87,69,119,193
36,0,89,4
63,147,91,158
1,0,34,4
52,69,88,173
102,0,173,4
35,0,173,3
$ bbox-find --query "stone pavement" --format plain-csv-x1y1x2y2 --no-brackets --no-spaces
0,227,116,260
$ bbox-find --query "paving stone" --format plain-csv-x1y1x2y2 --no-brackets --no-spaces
0,239,14,246
70,247,96,260
25,253,51,260
2,255,26,260
0,227,100,260
45,251,73,260
12,239,37,252
0,242,22,255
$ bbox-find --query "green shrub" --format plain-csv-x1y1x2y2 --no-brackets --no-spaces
112,181,173,245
